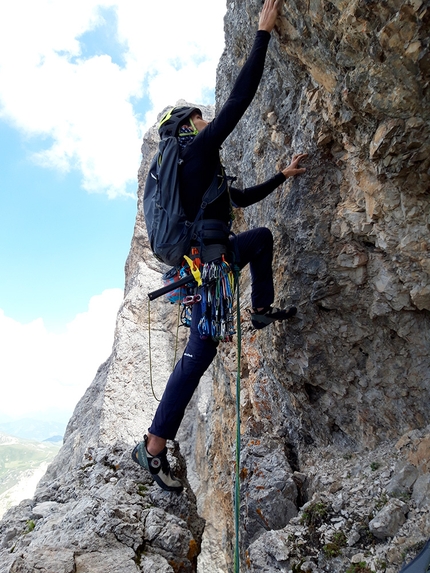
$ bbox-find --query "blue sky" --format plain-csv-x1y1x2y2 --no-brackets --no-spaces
0,121,134,331
0,0,226,422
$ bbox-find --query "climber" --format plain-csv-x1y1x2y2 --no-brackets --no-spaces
132,0,308,492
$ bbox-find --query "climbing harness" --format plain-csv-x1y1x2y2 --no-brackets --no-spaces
157,253,237,342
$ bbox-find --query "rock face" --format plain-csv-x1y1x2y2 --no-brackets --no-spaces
0,2,429,573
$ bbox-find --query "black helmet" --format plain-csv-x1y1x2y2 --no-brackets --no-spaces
158,106,202,139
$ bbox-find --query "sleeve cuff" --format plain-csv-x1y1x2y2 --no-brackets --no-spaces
256,30,271,41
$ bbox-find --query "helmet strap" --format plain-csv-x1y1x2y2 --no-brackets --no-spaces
187,117,199,136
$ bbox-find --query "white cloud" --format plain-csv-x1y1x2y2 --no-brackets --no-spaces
0,0,226,198
0,289,124,419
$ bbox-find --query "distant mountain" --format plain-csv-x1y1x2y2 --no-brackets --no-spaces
0,419,66,442
43,435,63,444
0,432,60,518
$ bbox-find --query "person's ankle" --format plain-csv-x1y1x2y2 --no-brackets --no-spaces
253,306,269,313
146,433,167,456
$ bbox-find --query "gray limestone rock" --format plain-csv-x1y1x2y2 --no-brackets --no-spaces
369,498,409,539
412,474,430,510
247,528,292,572
6,549,76,573
75,549,138,573
386,462,419,495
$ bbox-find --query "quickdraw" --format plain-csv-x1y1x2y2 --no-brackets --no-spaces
175,256,237,342
196,257,236,342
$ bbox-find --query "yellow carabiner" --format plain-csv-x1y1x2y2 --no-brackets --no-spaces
183,255,202,287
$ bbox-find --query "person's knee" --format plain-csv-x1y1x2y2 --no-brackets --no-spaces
254,227,273,255
258,227,273,246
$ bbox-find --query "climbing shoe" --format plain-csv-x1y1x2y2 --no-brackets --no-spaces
131,436,183,493
250,305,297,330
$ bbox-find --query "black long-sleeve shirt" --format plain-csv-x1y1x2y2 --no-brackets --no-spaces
179,30,286,223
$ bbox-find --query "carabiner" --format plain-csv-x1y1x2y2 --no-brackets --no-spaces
183,294,202,306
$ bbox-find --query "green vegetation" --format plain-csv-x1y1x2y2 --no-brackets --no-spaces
323,531,347,558
25,520,35,533
292,560,308,573
300,501,329,528
137,483,148,496
374,493,389,512
370,461,381,471
392,491,411,502
346,561,373,573
374,558,387,571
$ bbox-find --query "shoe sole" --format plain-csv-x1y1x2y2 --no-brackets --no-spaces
153,474,184,493
251,307,297,329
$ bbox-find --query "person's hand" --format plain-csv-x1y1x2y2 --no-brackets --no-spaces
258,0,282,33
281,153,308,178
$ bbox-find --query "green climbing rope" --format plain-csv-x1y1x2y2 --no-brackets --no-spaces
234,265,241,573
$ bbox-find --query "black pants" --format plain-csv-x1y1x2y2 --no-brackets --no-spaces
148,227,274,440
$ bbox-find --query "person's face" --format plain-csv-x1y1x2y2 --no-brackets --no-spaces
190,111,209,132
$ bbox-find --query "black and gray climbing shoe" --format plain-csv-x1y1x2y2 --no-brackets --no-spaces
250,305,297,330
131,436,183,493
